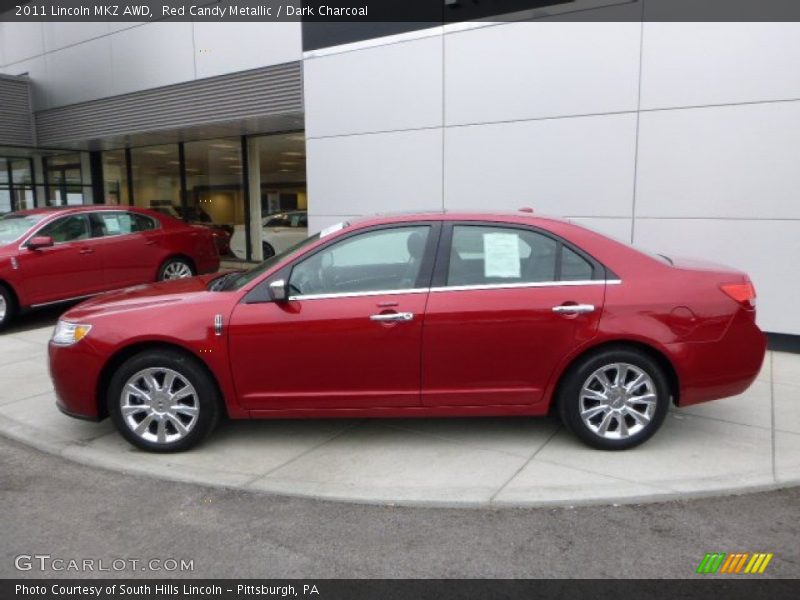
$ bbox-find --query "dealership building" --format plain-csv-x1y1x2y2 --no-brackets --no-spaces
0,10,799,338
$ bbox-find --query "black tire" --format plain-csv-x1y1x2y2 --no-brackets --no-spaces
0,284,16,331
557,347,670,450
108,349,221,452
157,257,195,281
262,241,275,259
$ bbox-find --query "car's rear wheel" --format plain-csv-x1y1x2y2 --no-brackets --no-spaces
108,349,221,452
158,257,195,281
0,284,16,331
262,241,275,259
558,348,670,450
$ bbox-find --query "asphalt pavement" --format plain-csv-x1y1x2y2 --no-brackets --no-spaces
1,435,798,579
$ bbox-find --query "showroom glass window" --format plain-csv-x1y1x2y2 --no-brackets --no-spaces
44,153,86,206
130,144,181,216
447,225,595,286
289,226,431,296
102,150,129,206
183,138,243,231
0,157,35,212
255,133,307,217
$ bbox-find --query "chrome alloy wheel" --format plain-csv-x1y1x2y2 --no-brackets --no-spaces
579,362,658,440
162,261,193,280
0,294,6,323
120,367,199,445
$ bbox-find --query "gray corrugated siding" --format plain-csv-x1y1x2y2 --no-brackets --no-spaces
0,76,35,146
35,61,302,147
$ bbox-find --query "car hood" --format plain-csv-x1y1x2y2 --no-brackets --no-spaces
63,274,219,320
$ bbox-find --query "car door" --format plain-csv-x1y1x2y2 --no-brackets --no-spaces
88,211,165,289
421,222,606,407
227,223,439,410
17,213,106,305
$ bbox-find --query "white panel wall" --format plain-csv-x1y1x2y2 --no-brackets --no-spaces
0,22,44,65
43,22,109,52
444,113,637,216
304,36,443,138
307,129,443,218
636,102,800,219
444,22,641,125
45,37,113,107
641,22,800,109
0,21,303,109
110,22,195,95
194,22,302,79
634,219,800,335
303,21,800,334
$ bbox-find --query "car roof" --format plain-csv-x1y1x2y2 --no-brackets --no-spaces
11,205,155,217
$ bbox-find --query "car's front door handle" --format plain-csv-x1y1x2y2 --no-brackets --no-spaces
552,304,595,314
78,248,95,255
370,312,414,322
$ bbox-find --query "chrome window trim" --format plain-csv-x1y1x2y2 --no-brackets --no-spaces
430,279,620,294
288,288,429,302
287,279,621,302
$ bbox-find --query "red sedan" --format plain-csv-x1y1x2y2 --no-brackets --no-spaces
0,206,220,329
49,212,765,452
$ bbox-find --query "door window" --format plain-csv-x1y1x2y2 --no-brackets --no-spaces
447,225,559,286
36,215,90,244
89,212,157,237
289,226,430,296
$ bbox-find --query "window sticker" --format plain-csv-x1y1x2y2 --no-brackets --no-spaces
104,216,121,234
483,232,521,278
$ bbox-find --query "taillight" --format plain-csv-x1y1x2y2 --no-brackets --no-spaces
720,282,756,308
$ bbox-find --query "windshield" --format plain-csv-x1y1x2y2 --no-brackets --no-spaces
216,233,322,291
0,214,46,244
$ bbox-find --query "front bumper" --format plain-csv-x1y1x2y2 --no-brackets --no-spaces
49,340,106,420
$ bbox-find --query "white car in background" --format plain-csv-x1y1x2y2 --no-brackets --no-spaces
230,210,308,260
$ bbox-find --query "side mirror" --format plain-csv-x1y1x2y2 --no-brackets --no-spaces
27,235,54,250
268,279,289,303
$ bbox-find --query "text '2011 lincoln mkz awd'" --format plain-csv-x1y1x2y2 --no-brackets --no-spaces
49,212,766,452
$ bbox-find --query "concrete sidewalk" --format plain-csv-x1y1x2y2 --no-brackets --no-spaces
0,312,798,508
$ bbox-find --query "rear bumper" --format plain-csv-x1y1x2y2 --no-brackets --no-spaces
673,309,766,407
49,341,105,420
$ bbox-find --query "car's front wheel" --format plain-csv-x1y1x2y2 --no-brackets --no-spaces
108,349,221,452
158,257,195,281
558,347,670,450
262,241,275,259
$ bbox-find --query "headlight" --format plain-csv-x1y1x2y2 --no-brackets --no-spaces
52,321,92,346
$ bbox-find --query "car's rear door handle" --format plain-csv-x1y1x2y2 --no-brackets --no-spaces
144,239,157,246
370,312,414,322
552,304,595,314
78,248,95,255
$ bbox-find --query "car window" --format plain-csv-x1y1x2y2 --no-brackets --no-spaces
90,212,137,237
289,213,306,228
297,214,308,228
37,214,90,244
265,214,290,227
561,245,594,281
447,225,558,286
289,226,430,296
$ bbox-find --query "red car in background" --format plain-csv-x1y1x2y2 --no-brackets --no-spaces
48,212,765,452
0,206,219,329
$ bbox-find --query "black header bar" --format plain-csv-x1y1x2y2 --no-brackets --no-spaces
2,0,800,23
